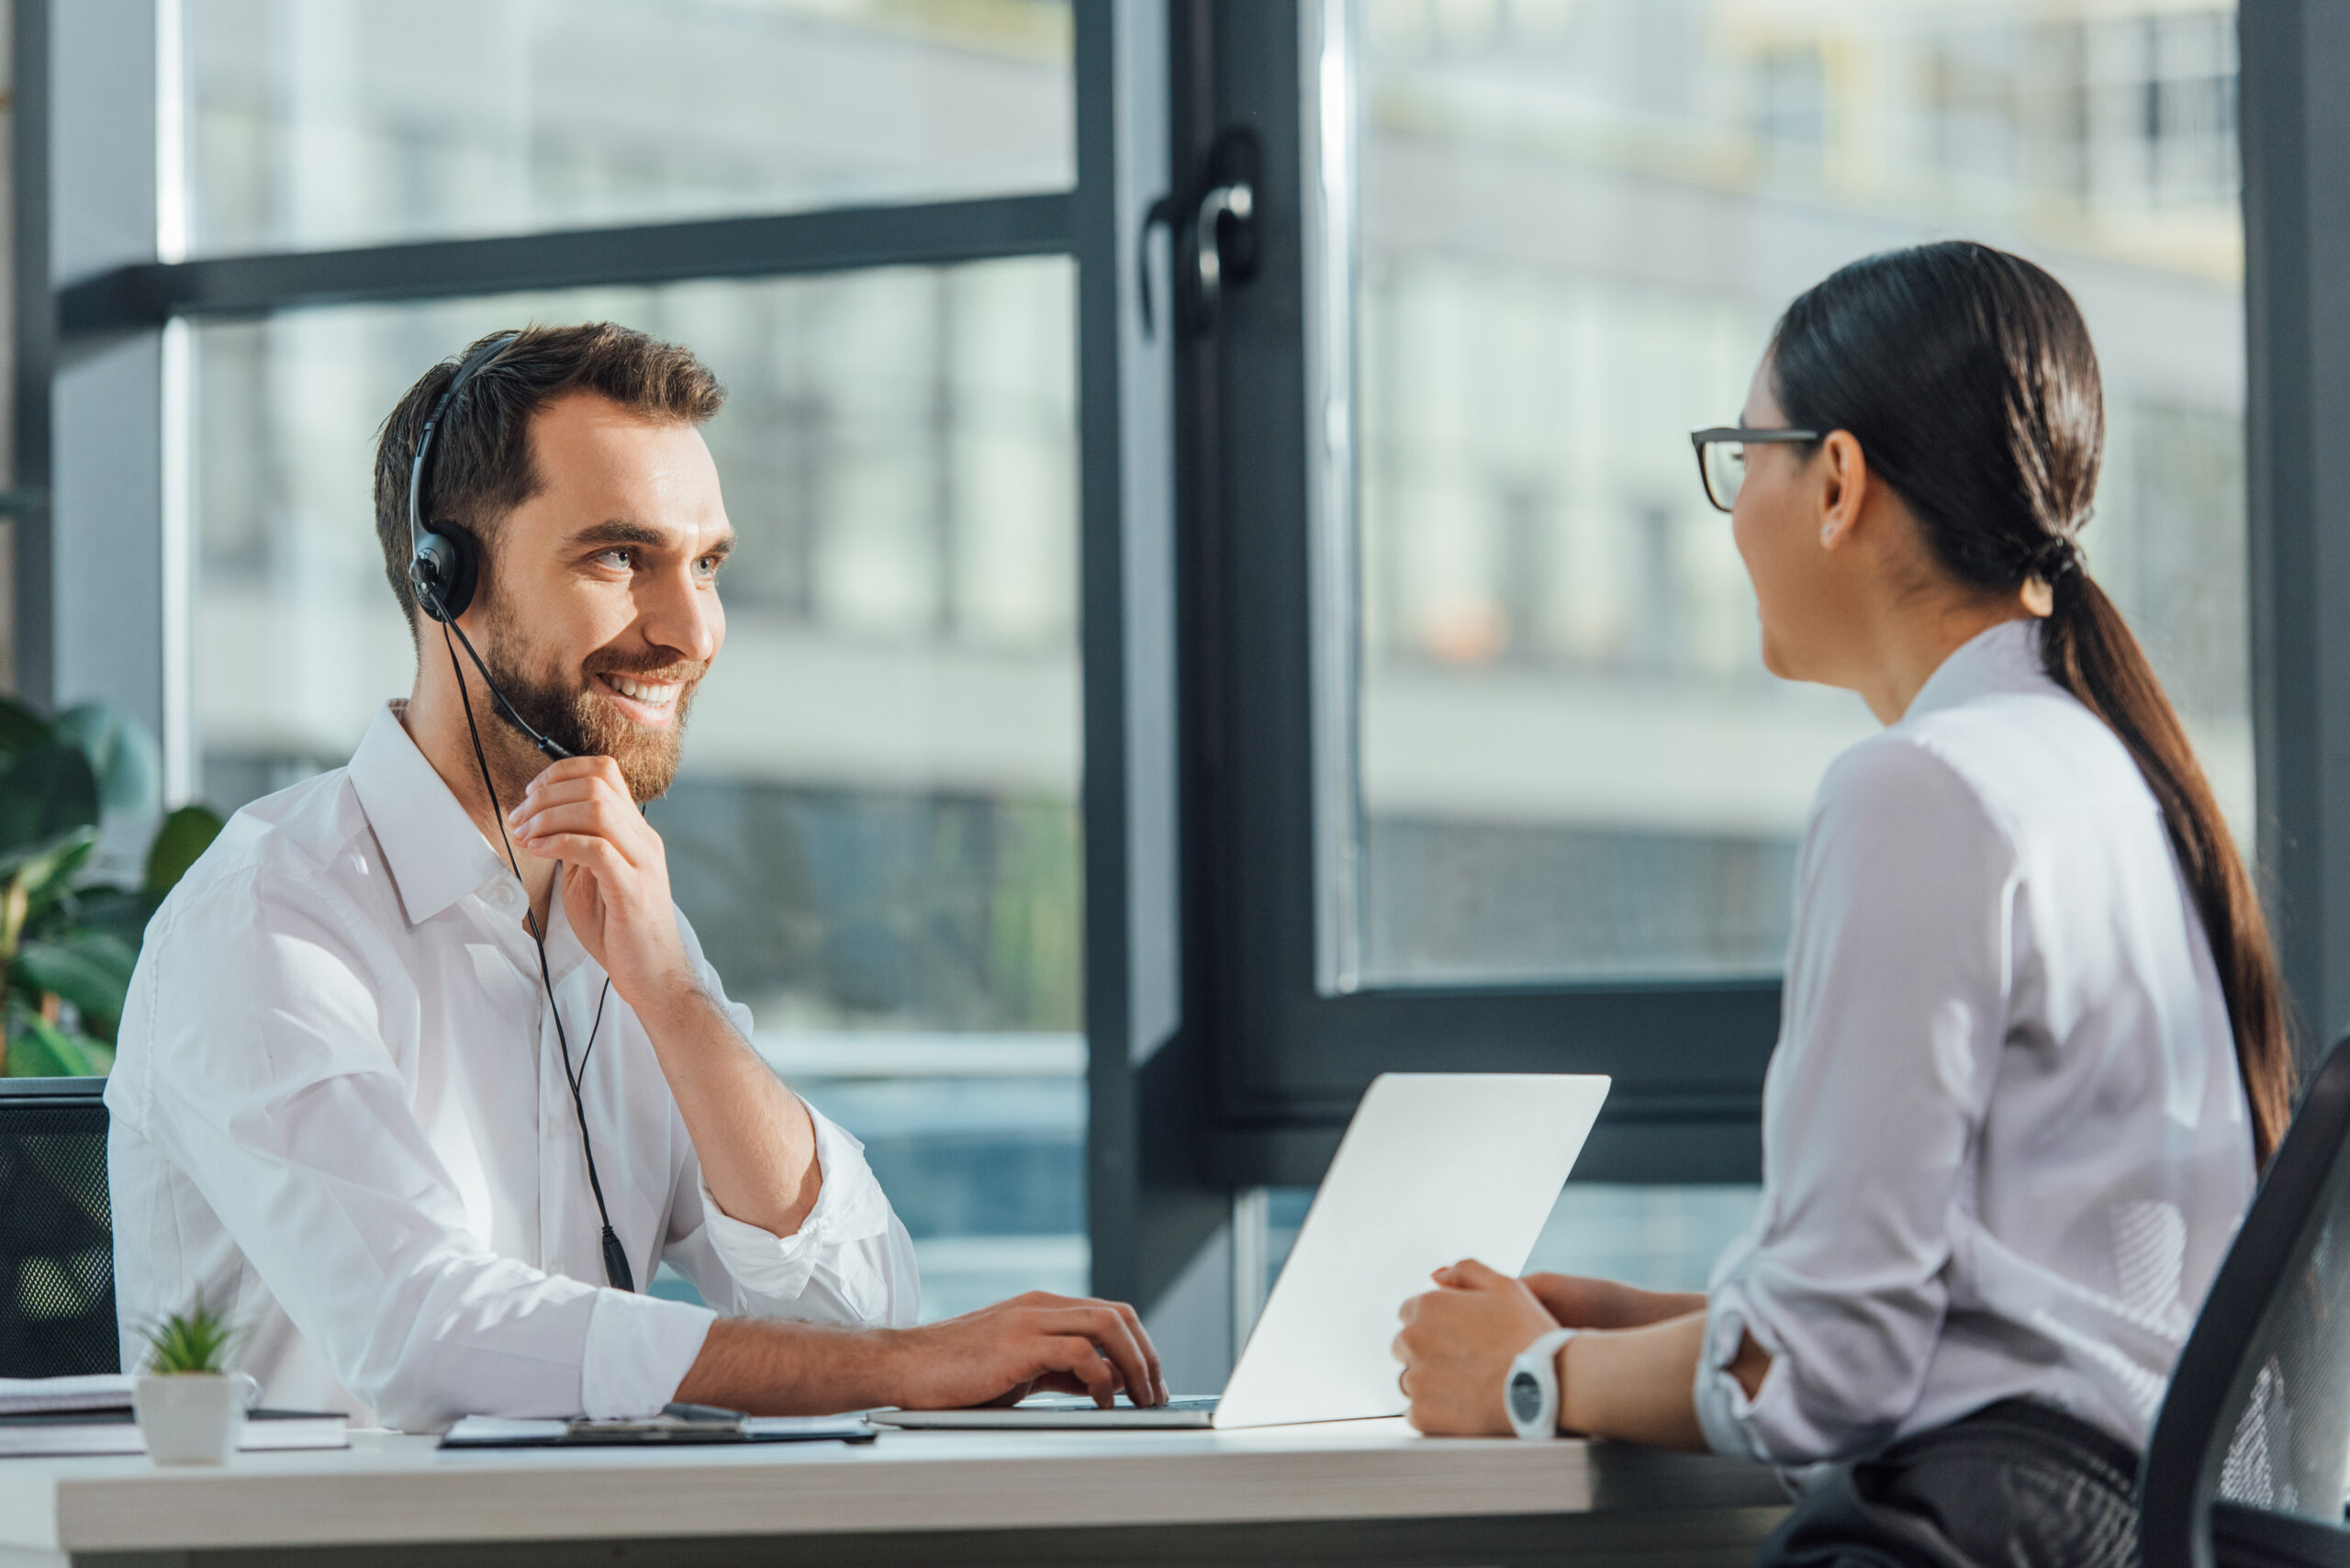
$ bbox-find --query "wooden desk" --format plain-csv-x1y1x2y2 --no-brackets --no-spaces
0,1419,1789,1567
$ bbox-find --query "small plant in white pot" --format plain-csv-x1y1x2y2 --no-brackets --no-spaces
132,1303,255,1464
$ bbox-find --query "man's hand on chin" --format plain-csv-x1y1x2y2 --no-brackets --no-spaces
511,750,823,1238
509,754,695,1006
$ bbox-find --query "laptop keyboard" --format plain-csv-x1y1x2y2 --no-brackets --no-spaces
1016,1394,1219,1413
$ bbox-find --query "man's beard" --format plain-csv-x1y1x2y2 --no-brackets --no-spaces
475,617,705,804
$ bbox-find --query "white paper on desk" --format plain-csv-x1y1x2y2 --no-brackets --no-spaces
444,1417,567,1443
744,1417,870,1439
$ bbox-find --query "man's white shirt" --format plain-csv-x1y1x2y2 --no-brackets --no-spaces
106,703,919,1431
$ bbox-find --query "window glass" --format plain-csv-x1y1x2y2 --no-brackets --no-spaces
190,258,1082,1317
1334,0,2246,987
184,0,1074,256
1263,1184,1761,1300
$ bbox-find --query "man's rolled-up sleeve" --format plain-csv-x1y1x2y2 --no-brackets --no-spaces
657,980,920,1327
580,1290,716,1419
677,1102,921,1327
136,868,713,1431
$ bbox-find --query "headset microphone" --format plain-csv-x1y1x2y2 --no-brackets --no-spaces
451,626,575,764
408,331,633,1294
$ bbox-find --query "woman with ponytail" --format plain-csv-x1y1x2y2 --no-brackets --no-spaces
1393,241,2290,1565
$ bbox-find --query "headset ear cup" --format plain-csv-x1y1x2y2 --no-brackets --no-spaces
410,525,478,623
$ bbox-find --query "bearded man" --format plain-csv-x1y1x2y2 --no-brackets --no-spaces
106,324,1161,1431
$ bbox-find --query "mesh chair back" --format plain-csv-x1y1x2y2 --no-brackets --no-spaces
0,1080,118,1378
2142,1036,2350,1568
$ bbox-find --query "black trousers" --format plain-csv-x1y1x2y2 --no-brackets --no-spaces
1756,1399,2142,1568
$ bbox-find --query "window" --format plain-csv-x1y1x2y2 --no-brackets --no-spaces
1185,0,2252,1315
1174,1,2252,1283
1327,0,2249,991
1263,1182,1765,1300
185,0,1075,254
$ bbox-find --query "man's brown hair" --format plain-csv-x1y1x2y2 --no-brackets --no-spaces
373,322,726,630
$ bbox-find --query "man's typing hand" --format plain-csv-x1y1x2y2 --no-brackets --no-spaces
883,1292,1169,1411
509,756,693,1010
676,1293,1169,1416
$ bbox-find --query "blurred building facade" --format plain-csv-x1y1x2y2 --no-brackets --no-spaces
1346,0,2245,988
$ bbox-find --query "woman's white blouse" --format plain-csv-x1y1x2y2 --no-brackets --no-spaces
1694,619,2255,1465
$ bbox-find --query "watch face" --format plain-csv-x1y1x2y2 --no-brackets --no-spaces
1508,1369,1543,1424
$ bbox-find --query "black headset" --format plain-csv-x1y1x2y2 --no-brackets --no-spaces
408,331,634,1294
408,332,576,763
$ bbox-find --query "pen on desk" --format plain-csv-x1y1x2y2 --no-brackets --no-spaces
662,1402,745,1423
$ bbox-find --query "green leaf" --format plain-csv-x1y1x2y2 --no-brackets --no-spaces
5,1012,96,1078
16,933,137,1027
0,698,53,766
138,1300,240,1374
0,745,99,858
0,827,96,899
52,704,158,815
143,804,226,901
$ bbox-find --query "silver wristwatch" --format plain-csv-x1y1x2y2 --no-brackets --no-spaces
1505,1327,1578,1439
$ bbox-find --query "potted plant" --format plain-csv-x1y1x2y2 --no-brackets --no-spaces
131,1302,256,1464
0,694,224,1077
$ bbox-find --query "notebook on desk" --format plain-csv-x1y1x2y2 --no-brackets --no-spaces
0,1408,348,1458
871,1072,1610,1433
441,1412,874,1449
0,1374,139,1417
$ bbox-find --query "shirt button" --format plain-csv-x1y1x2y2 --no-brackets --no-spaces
487,882,517,907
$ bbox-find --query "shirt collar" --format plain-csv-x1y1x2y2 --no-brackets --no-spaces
1899,617,2054,727
347,702,516,927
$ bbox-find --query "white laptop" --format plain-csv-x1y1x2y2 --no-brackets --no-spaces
869,1071,1609,1431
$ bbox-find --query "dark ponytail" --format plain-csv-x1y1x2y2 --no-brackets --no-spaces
1771,241,2294,1163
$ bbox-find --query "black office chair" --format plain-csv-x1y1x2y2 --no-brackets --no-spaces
0,1077,118,1378
2142,1034,2350,1567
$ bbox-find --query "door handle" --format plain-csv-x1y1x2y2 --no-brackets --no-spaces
1136,129,1263,339
1134,127,1259,337
1194,179,1256,316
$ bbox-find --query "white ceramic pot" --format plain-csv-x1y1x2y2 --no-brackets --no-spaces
132,1372,258,1464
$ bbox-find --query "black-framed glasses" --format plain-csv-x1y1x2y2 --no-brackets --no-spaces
1689,426,1822,513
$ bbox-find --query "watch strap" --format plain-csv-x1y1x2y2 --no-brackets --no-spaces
1506,1327,1578,1439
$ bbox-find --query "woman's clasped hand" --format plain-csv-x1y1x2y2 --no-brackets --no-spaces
1392,1261,1561,1436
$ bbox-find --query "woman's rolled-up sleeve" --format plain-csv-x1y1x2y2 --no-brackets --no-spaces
1695,736,2018,1465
